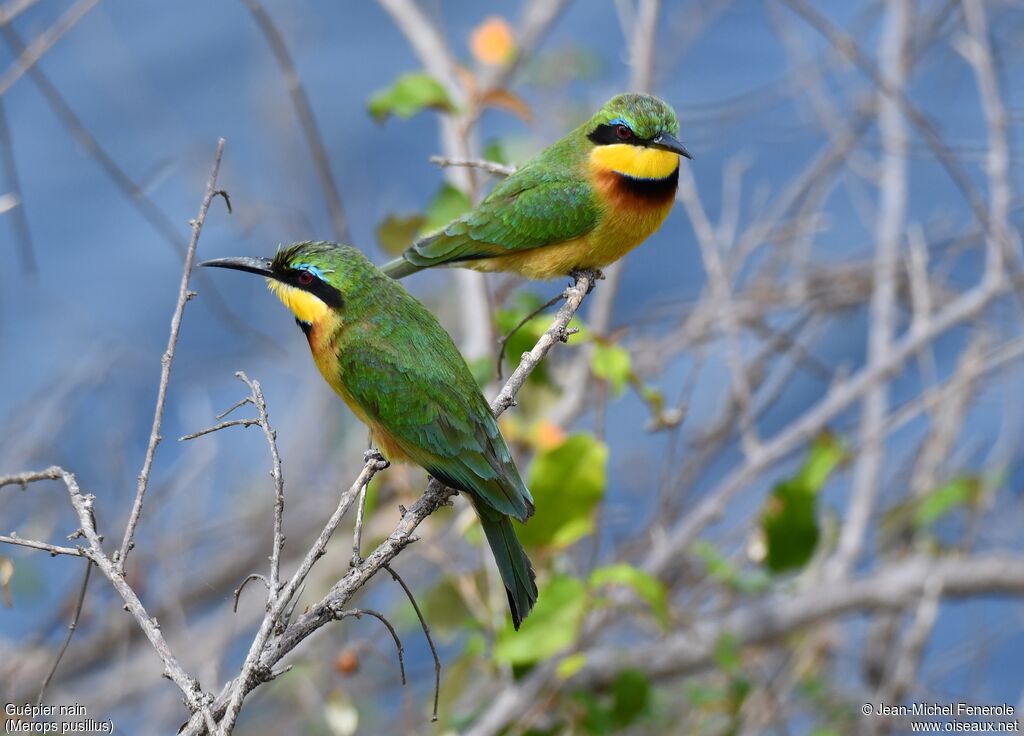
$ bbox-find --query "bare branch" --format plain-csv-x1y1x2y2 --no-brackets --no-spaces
0,466,62,488
385,563,440,721
179,419,261,441
0,533,84,557
824,0,909,581
117,138,228,571
429,155,516,177
339,609,407,685
37,560,92,705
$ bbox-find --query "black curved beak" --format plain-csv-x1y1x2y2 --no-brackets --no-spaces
201,256,276,278
650,132,692,160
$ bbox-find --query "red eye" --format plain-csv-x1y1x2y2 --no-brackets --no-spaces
616,124,632,140
297,270,314,285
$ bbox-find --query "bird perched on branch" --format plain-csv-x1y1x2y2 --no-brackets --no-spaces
203,242,537,628
381,93,690,280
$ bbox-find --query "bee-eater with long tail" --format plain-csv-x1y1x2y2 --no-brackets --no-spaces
203,242,537,628
381,93,690,281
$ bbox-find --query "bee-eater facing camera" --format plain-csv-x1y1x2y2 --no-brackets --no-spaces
381,93,691,280
203,242,538,629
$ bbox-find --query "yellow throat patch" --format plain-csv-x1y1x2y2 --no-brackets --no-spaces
267,279,330,324
589,144,679,179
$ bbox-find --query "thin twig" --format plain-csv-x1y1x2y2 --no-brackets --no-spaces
233,574,270,614
495,291,565,380
0,466,62,488
179,419,261,441
339,608,406,686
215,396,253,421
235,372,286,595
0,533,83,557
117,138,228,571
385,564,440,721
429,156,516,177
492,271,598,416
54,467,215,722
350,466,372,567
37,560,92,705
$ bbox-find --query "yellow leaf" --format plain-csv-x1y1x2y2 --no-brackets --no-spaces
470,16,516,65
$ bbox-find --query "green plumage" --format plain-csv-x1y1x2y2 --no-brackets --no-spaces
396,152,598,269
382,93,686,279
203,241,538,628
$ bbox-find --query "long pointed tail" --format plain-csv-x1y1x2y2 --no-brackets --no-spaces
475,504,538,630
380,256,422,279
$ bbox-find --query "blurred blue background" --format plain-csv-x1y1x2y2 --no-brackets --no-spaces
2,1,1023,733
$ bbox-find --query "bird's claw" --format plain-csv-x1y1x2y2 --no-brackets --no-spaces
363,447,389,468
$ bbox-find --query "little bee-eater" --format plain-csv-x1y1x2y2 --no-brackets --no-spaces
382,93,690,280
203,242,538,628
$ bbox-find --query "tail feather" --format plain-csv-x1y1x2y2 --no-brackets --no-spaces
475,504,538,630
381,256,422,279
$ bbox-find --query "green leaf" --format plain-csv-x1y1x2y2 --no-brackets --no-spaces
556,652,587,680
797,432,845,490
375,213,426,255
610,669,651,727
424,183,471,232
761,433,844,573
591,342,631,396
590,563,669,627
367,71,455,123
691,540,769,594
713,633,743,674
914,476,980,528
517,434,607,550
494,575,586,665
482,139,509,165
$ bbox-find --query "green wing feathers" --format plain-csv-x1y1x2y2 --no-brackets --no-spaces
383,168,599,277
337,309,537,627
337,311,534,522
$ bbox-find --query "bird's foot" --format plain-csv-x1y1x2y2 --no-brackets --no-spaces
363,447,390,468
569,268,604,292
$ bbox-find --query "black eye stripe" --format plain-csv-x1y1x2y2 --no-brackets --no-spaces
587,122,650,147
282,267,344,308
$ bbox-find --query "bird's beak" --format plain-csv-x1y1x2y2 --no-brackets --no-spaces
200,256,276,278
650,132,692,160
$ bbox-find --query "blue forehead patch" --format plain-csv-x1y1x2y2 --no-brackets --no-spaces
293,263,329,281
